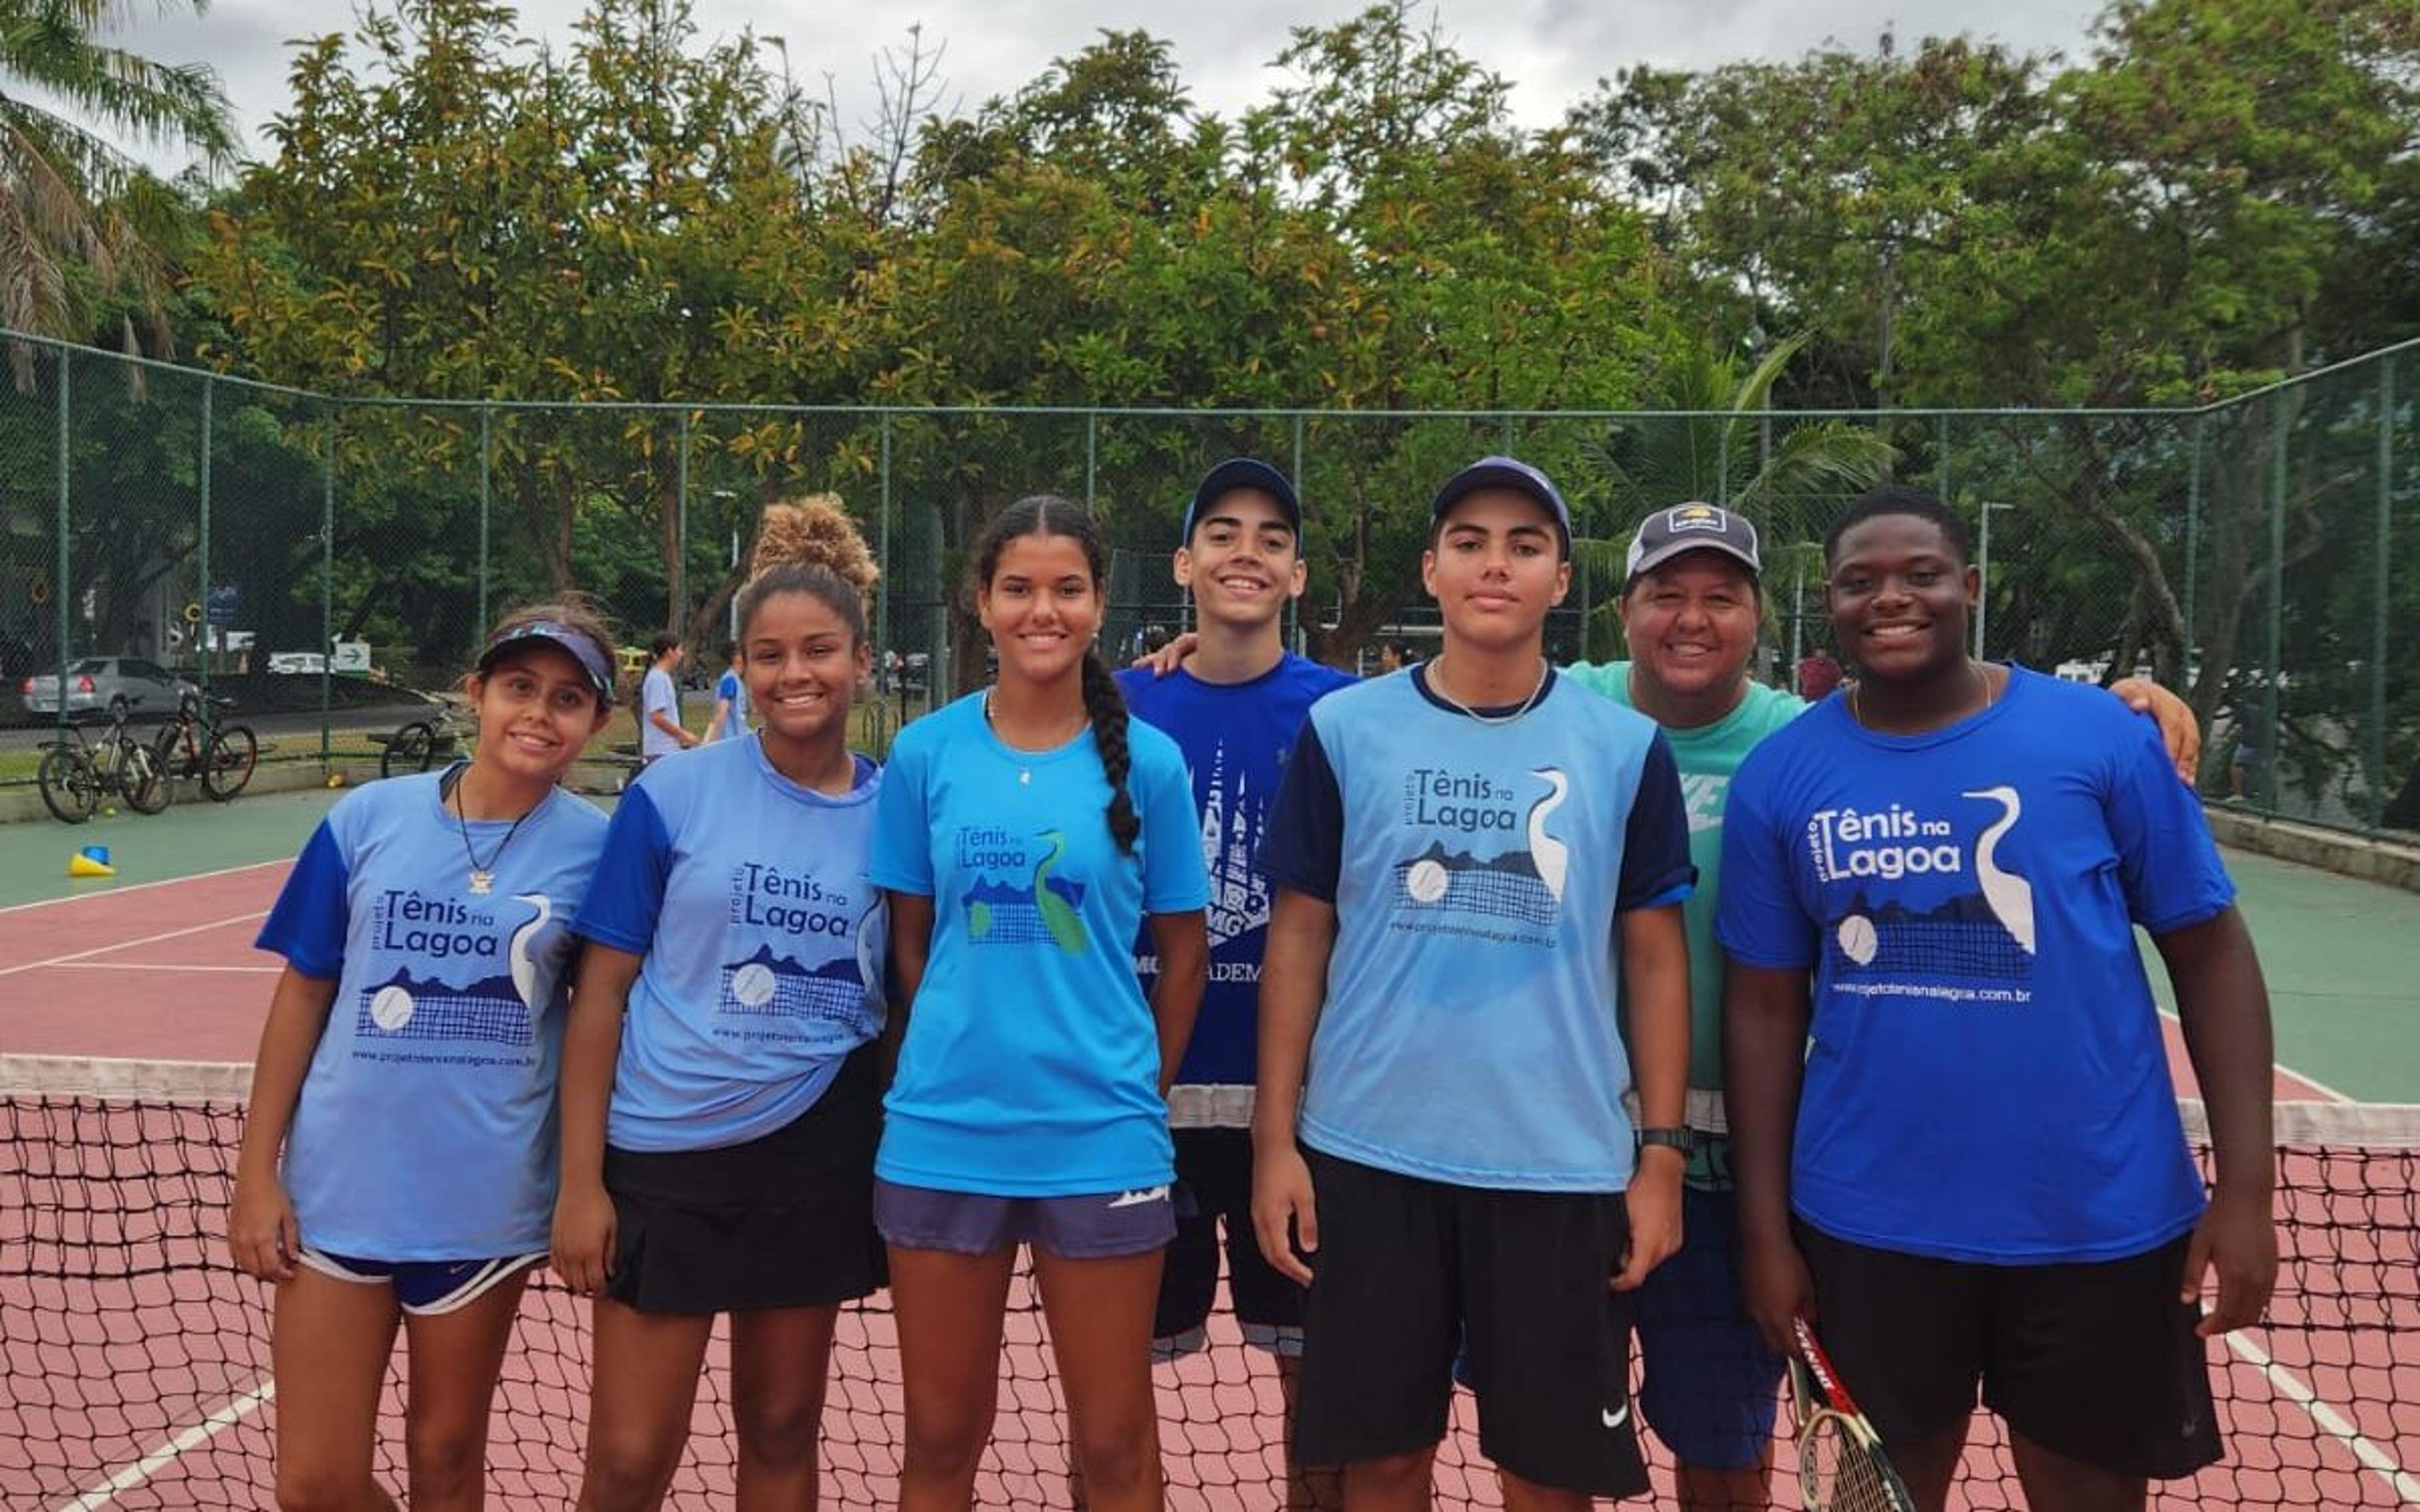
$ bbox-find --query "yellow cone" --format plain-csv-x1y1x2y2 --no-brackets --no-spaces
67,852,115,878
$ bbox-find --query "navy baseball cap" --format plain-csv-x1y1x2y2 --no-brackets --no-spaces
1181,458,1302,541
1428,455,1573,551
476,619,616,704
1625,502,1762,582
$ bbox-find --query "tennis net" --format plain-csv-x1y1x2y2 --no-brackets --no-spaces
4,1055,2416,1509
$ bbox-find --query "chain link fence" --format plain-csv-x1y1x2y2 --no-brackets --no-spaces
0,331,2410,835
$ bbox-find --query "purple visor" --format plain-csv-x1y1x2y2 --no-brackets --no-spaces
476,620,616,704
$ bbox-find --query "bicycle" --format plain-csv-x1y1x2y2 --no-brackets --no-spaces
38,708,170,823
377,697,471,780
151,689,260,801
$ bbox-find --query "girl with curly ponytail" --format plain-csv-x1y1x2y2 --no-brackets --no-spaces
867,495,1209,1511
554,495,889,1511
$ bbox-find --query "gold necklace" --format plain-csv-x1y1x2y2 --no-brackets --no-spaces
1426,654,1551,726
1849,659,1995,731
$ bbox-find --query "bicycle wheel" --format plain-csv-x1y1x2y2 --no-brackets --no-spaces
381,721,436,780
38,745,98,824
200,725,259,801
122,742,171,815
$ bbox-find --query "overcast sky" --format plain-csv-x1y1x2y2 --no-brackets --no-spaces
120,0,2112,178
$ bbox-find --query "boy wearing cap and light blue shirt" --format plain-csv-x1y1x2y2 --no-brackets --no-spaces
1252,456,1695,1508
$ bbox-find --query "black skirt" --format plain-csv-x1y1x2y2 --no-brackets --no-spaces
601,1044,884,1315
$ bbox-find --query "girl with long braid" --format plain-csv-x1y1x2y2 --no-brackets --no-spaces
553,498,889,1511
869,495,1209,1512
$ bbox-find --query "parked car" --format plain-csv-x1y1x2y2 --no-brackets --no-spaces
21,657,198,719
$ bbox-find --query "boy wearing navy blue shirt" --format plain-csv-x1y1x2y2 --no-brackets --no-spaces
1254,457,1695,1507
1119,459,1355,1498
1720,486,2276,1511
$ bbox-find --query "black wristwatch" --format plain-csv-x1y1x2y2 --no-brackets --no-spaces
1635,1126,1695,1155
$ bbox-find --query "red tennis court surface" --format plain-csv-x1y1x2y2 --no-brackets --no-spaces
3,868,2416,1509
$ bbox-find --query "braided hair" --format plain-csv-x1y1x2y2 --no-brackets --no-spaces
738,493,877,645
974,495,1139,854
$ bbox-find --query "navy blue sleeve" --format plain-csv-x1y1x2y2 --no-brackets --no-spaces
1259,719,1344,903
570,786,673,953
255,820,350,980
1616,731,1697,912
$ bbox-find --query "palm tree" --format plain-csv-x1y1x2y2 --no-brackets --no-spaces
1576,331,1897,658
0,0,235,367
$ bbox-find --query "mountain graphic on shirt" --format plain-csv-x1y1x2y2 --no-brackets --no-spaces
962,830,1089,953
353,965,534,1047
1392,840,1557,926
718,942,875,1027
1827,890,2031,980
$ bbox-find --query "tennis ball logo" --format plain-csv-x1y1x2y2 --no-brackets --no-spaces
1405,857,1449,904
1835,914,1879,966
369,985,416,1031
730,961,776,1009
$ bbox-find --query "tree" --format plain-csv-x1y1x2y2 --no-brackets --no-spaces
1574,332,1898,656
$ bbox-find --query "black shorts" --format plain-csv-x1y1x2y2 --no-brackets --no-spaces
1292,1150,1647,1499
1155,1128,1303,1348
1795,1219,2221,1479
601,1046,884,1315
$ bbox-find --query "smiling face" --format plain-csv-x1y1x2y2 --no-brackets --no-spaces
1827,512,1980,688
468,645,610,784
979,531,1105,688
1421,488,1570,652
1175,488,1306,633
1620,552,1760,704
744,588,867,748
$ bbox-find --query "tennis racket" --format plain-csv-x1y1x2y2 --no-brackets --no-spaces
1789,1313,1920,1512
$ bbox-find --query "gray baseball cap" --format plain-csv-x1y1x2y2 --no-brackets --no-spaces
1625,502,1761,581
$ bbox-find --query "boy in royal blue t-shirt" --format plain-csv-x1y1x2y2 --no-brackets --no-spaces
1255,457,1695,1508
1720,485,2277,1511
1118,458,1355,1500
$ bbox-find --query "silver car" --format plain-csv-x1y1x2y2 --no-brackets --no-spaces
22,657,197,719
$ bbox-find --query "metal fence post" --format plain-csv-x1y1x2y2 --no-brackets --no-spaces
199,378,212,698
674,410,691,634
478,405,493,635
2264,397,2287,812
2371,362,2395,832
52,346,69,723
2185,413,2203,663
321,405,337,769
879,411,893,710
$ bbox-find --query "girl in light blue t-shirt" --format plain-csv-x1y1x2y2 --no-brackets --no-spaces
553,496,890,1508
231,604,618,1508
870,495,1209,1512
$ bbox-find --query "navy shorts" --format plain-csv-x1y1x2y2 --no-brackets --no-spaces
875,1179,1176,1260
1632,1185,1786,1470
299,1250,541,1317
1156,1128,1303,1353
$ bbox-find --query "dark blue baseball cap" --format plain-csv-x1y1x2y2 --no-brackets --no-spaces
1428,456,1573,552
476,618,616,704
1181,458,1302,541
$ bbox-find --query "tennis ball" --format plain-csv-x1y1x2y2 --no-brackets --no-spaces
100,806,116,817
326,773,347,789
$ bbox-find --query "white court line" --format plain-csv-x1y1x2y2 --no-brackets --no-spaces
2158,1007,2358,1104
53,1378,277,1511
2225,1331,2420,1507
0,860,285,917
50,961,278,975
0,913,268,979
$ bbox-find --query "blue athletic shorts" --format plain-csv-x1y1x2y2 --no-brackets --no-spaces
873,1179,1175,1260
298,1249,543,1317
1632,1185,1787,1470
